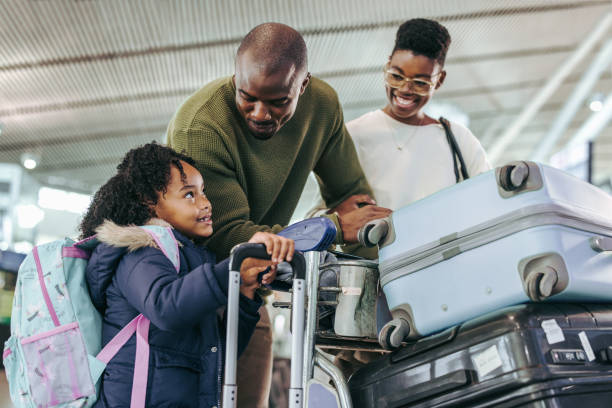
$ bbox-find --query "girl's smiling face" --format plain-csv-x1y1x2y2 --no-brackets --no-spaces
152,161,213,239
383,50,445,124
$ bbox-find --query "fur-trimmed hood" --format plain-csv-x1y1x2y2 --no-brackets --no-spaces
87,218,179,313
95,218,181,252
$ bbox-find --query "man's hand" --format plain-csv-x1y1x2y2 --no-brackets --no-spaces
338,204,392,243
329,194,377,217
248,231,295,264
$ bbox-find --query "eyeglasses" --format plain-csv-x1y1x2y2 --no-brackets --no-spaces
383,64,440,96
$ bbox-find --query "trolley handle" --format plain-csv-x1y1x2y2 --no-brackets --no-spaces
224,243,306,408
229,242,306,279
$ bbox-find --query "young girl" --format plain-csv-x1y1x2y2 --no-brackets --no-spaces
80,142,294,407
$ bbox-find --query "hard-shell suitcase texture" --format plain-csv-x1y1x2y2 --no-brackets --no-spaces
348,303,612,408
367,161,612,339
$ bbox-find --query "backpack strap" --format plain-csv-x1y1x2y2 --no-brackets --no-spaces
95,314,149,408
439,117,470,182
96,314,143,364
130,315,150,408
32,246,61,327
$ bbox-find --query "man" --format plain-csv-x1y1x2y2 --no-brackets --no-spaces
167,23,390,407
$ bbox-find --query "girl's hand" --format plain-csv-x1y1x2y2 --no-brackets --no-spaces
259,265,277,286
238,232,293,298
248,232,295,264
239,258,272,299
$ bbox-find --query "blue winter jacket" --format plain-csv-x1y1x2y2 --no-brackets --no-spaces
85,220,261,407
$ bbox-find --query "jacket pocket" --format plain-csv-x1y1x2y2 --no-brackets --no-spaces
148,347,203,407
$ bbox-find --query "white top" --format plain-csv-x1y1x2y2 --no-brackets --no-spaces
348,109,491,210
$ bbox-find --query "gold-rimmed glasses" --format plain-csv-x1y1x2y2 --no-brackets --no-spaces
383,64,440,96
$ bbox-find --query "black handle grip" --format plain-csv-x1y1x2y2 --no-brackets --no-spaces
387,369,475,406
228,243,306,280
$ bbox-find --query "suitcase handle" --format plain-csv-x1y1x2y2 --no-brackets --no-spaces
386,369,476,406
590,236,612,252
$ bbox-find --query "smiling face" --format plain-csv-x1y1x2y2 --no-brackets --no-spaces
383,50,445,125
234,51,310,140
152,161,213,240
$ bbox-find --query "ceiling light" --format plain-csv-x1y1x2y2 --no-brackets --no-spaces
589,93,604,112
589,100,603,112
23,159,37,170
20,153,39,170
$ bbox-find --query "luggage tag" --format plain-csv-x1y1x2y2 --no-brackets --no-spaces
472,345,503,377
578,331,596,361
541,319,565,344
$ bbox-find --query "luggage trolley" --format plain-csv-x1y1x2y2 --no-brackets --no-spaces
222,218,388,408
223,243,307,408
299,251,388,408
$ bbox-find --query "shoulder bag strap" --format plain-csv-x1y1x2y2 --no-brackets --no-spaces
439,117,469,182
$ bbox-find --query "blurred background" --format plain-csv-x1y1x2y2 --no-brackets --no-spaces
0,0,611,405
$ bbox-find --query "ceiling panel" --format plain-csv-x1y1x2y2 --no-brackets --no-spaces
0,0,610,194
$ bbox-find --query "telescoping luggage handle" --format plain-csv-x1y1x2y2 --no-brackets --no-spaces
223,243,306,408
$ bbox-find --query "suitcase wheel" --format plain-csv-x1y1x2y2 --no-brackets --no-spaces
524,265,559,302
378,318,410,349
358,218,390,248
498,161,530,192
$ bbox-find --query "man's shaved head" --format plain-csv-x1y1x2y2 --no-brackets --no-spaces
233,23,311,140
236,22,308,74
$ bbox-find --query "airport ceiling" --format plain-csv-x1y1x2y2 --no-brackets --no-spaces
0,0,611,194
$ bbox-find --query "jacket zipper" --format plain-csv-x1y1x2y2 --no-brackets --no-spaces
197,244,224,408
216,321,223,408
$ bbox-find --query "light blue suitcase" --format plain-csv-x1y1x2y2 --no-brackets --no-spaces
360,161,612,346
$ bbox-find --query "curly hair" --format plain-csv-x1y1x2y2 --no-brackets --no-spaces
393,18,451,66
79,142,196,238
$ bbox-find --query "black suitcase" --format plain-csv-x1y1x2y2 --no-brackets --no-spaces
348,303,612,407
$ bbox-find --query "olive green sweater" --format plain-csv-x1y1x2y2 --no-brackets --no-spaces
167,76,372,259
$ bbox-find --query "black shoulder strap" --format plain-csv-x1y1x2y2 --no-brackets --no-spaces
440,117,469,182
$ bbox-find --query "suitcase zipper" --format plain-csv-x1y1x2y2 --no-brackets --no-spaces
380,202,612,286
